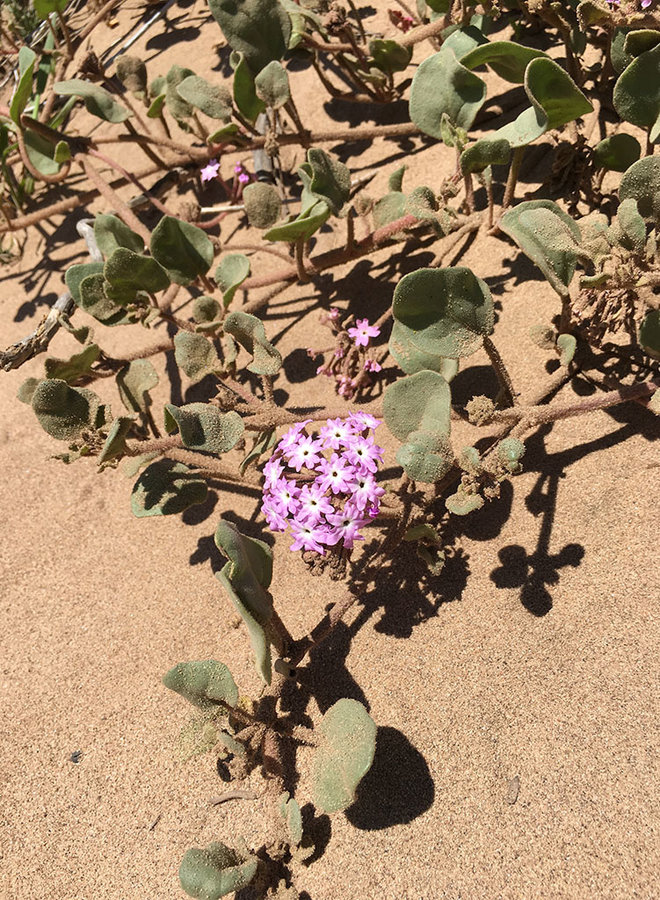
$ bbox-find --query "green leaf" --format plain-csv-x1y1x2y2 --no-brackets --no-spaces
147,93,166,119
214,519,274,683
369,39,412,75
254,61,290,108
299,148,351,216
242,182,282,228
176,75,232,120
94,214,144,257
373,192,407,229
214,519,273,621
165,65,196,120
33,0,67,18
388,165,406,193
150,216,214,285
556,333,577,368
619,156,660,225
163,660,239,710
624,29,660,59
611,197,647,253
17,378,41,405
22,129,59,175
312,699,377,814
104,248,170,302
278,793,303,846
384,370,452,442
78,273,128,325
98,416,135,466
490,58,592,149
461,41,547,83
131,459,208,517
230,51,265,122
174,331,220,383
593,134,641,172
499,200,583,296
384,370,454,482
44,343,100,383
214,254,251,307
164,403,244,454
53,79,132,123
116,359,159,414
263,199,330,242
31,379,102,441
10,46,37,125
390,267,494,370
179,843,257,899
115,56,147,95
460,137,511,174
240,427,277,475
639,310,660,356
223,310,282,375
613,44,660,143
53,141,71,164
409,45,486,138
208,0,292,74
192,295,222,325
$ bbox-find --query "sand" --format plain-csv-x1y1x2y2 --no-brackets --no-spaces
0,2,658,898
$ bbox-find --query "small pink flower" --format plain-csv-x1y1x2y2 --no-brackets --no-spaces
364,359,382,373
200,159,220,184
287,435,324,472
317,454,355,494
328,307,340,320
348,318,380,348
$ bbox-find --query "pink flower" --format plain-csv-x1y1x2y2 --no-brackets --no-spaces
290,520,329,553
319,417,355,451
287,435,324,472
325,504,369,549
328,307,340,321
364,359,382,373
317,454,356,494
270,478,301,516
348,318,380,348
200,159,220,184
297,483,335,524
351,472,385,511
348,411,381,432
345,435,384,474
640,0,652,7
277,420,311,454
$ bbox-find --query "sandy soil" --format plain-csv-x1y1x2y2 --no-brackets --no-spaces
0,2,658,899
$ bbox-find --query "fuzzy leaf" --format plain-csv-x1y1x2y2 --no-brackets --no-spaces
489,58,592,148
299,148,351,216
612,197,647,253
254,61,290,108
179,843,257,899
593,134,641,172
240,427,277,475
116,359,158,414
177,75,232,120
215,569,272,684
499,200,583,296
150,216,214,285
94,214,144,257
230,51,265,122
131,459,207,517
278,793,303,846
163,660,239,710
115,56,147,94
390,267,494,368
619,156,660,224
242,182,282,228
104,248,170,303
312,699,377,814
54,79,131,123
556,334,577,367
388,165,406,193
263,200,330,242
373,192,407,229
208,0,291,74
446,487,484,515
174,331,220,383
461,41,547,83
613,44,660,142
78,274,128,325
31,380,102,441
165,65,195,120
639,310,660,356
460,137,511,174
369,39,412,75
10,46,37,125
22,129,59,175
164,403,244,454
98,416,135,465
193,296,222,325
65,262,105,303
223,311,282,375
44,343,100,383
215,254,251,307
409,45,486,138
384,371,454,483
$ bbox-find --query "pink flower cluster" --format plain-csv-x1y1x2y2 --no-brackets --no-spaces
262,413,385,554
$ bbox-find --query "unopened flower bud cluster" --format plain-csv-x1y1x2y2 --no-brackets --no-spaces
310,308,383,399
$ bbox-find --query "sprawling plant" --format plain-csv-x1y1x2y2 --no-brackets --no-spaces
1,0,659,895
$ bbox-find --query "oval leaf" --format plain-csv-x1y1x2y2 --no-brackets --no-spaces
150,216,214,285
131,459,207,517
215,254,251,307
223,310,282,375
179,843,257,899
174,331,220,383
164,403,244,454
163,660,239,710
